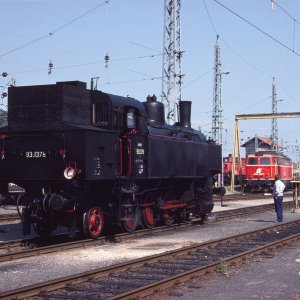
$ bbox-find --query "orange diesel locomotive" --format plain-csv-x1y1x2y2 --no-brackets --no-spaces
244,151,292,192
223,154,246,185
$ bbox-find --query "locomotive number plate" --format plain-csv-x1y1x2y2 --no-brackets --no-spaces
25,151,46,158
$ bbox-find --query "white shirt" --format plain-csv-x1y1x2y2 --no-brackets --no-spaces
273,179,285,197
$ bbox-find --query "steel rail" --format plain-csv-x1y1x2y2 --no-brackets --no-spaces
0,201,294,262
112,232,300,299
214,201,293,221
0,220,299,300
213,191,293,202
0,219,197,263
0,214,19,223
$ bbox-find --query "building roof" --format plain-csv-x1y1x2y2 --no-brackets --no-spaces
241,136,273,147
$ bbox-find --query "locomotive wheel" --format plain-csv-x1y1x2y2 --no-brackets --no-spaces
121,202,141,233
161,191,177,226
141,206,159,229
83,206,104,239
141,193,159,229
162,209,176,226
33,222,56,237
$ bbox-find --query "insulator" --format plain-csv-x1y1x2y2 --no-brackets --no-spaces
48,60,54,75
104,53,110,68
1,72,8,77
1,92,7,99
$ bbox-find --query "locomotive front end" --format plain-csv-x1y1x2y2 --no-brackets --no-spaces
0,81,98,237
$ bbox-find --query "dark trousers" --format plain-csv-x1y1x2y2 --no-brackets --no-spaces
274,196,283,222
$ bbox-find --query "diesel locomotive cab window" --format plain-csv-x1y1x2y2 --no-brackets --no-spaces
260,157,270,165
280,158,290,166
248,157,258,165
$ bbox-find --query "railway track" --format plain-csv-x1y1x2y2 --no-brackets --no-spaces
0,219,199,263
213,191,293,202
0,213,19,223
214,200,293,221
1,220,299,300
0,192,289,224
0,201,294,263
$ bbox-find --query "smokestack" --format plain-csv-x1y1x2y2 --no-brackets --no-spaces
179,101,191,128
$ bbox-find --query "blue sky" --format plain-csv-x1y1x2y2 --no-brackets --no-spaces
1,0,300,160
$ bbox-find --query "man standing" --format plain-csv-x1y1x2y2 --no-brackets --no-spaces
272,174,285,222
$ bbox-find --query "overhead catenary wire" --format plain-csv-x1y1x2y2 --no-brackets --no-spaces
1,0,161,62
7,55,162,86
203,0,300,109
270,0,300,52
98,76,162,86
271,0,300,25
0,0,110,58
8,53,162,75
104,0,110,82
223,96,272,122
203,0,274,79
211,0,300,57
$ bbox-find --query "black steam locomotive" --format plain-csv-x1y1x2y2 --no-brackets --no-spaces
0,81,221,238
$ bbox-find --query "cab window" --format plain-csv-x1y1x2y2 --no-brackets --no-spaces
248,157,258,165
260,157,270,165
125,108,137,130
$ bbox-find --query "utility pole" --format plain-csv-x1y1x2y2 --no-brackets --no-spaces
212,35,221,143
271,77,278,152
211,35,230,187
161,0,184,124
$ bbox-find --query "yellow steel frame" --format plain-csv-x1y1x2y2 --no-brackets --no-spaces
231,112,300,192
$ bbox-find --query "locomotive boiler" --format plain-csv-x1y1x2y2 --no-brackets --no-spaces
0,81,221,238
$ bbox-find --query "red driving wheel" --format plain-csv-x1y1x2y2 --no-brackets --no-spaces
83,206,104,239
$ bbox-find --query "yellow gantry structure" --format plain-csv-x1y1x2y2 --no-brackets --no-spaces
231,112,300,192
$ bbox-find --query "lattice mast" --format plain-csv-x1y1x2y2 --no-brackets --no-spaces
161,0,184,124
271,77,278,151
212,35,222,144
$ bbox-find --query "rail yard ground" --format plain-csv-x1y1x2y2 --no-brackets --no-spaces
0,195,300,299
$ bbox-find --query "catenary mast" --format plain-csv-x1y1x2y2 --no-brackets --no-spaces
271,77,278,151
212,35,222,144
161,0,184,124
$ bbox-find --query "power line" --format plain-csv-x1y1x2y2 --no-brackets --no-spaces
50,1,109,36
203,0,218,35
203,0,300,121
203,0,274,79
212,0,300,57
220,38,273,79
275,79,300,107
0,34,50,59
98,76,162,86
223,95,272,122
8,53,162,75
182,68,214,91
4,0,161,59
0,0,110,58
271,0,300,25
